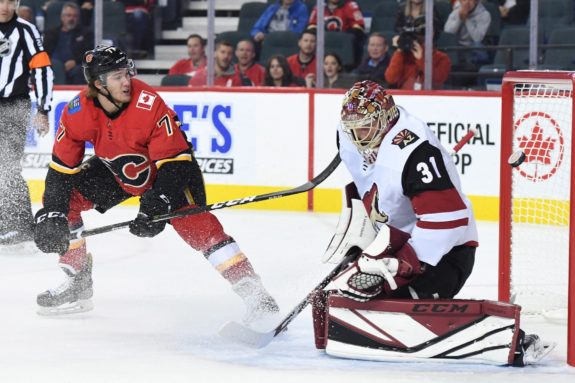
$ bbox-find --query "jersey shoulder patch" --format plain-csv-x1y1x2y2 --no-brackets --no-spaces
392,129,419,149
135,90,157,111
67,96,82,115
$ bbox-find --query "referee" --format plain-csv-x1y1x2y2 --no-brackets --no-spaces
0,0,53,247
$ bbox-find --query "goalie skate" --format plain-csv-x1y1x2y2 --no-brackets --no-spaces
517,334,556,366
232,276,280,324
37,254,94,316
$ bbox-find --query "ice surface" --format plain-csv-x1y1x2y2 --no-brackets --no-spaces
0,206,574,382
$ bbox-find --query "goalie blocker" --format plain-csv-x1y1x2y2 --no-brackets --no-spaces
311,293,555,366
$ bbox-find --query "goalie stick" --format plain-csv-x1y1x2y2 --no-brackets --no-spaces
74,154,341,239
218,248,360,348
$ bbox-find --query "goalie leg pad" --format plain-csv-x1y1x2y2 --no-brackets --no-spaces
320,295,551,366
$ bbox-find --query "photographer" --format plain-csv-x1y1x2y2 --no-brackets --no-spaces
385,16,451,90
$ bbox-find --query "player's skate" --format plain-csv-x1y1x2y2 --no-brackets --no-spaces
514,332,556,366
232,275,279,325
37,254,94,316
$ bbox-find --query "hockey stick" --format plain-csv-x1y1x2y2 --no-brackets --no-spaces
218,248,360,348
75,154,341,239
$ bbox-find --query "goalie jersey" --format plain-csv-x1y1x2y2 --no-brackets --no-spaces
338,105,478,266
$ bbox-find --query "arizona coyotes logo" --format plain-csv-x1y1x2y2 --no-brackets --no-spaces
362,183,389,227
392,129,419,149
100,154,151,188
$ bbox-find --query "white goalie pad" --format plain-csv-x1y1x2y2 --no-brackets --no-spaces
316,295,533,366
323,199,377,264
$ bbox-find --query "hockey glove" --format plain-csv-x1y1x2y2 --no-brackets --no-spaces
34,209,70,255
333,224,423,301
129,189,171,238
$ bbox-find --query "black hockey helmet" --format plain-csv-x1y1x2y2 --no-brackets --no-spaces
82,45,136,84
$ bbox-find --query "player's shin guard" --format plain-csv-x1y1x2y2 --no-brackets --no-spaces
312,293,555,366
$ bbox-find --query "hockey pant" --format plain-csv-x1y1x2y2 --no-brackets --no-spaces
0,97,34,241
57,156,257,283
312,293,526,366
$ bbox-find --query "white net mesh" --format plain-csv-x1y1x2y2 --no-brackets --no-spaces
510,82,572,316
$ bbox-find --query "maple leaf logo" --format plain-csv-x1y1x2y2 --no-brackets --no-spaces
516,121,556,165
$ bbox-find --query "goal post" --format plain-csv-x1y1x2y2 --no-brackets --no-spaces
499,71,575,367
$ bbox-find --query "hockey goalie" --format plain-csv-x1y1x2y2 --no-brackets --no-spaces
313,80,555,366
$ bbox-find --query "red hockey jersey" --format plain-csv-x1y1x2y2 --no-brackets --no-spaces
51,79,191,196
309,1,365,32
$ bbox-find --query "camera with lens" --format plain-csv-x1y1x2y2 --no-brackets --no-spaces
397,30,418,52
397,16,425,52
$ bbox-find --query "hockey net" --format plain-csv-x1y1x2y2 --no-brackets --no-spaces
499,71,575,366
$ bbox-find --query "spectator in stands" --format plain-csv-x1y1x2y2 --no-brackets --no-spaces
306,52,356,89
355,32,391,86
43,2,93,84
17,4,35,24
308,0,365,66
393,0,442,48
287,29,317,81
235,39,265,86
189,40,243,87
444,0,491,69
168,34,207,77
118,0,155,58
264,55,302,87
385,16,451,90
498,0,529,26
251,0,309,44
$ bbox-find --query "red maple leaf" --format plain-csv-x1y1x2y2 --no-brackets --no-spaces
517,122,555,165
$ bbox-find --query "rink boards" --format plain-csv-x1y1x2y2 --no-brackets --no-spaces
23,88,504,220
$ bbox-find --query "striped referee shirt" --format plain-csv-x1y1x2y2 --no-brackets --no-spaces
0,13,53,113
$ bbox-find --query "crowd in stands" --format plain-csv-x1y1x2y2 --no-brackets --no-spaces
165,0,575,90
18,0,575,89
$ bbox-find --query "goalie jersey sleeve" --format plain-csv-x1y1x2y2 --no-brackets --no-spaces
338,105,478,267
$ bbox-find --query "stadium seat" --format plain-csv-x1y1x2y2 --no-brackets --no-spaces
356,0,385,17
370,1,399,33
102,1,128,44
160,74,191,86
216,30,251,49
45,0,65,31
542,27,575,70
51,59,67,85
539,0,573,41
325,31,356,69
435,31,460,68
259,31,299,65
237,2,268,34
482,0,501,46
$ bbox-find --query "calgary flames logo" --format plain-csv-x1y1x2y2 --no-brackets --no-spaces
514,111,564,182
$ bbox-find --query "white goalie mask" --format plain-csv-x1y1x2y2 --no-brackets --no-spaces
340,81,399,160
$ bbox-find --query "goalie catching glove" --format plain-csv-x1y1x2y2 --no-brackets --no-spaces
129,189,171,238
333,224,424,301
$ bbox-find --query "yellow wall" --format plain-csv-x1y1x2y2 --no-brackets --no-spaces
28,180,499,221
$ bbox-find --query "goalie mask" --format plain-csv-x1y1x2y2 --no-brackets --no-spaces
82,45,136,85
341,81,399,157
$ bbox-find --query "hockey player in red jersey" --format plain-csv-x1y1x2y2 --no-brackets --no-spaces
33,45,279,321
313,80,554,366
